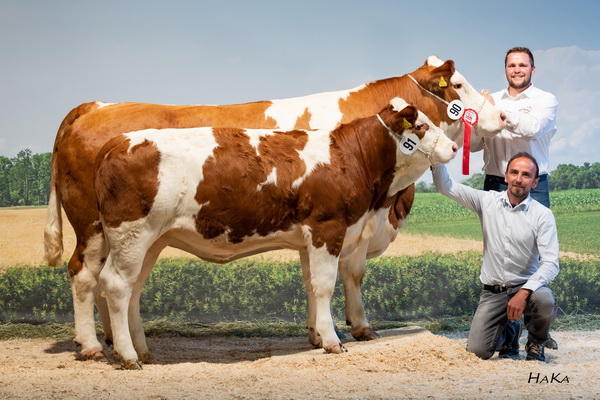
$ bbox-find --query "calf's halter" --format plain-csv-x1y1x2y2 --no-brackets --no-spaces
376,113,439,165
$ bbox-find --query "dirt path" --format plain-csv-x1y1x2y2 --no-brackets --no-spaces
1,328,597,399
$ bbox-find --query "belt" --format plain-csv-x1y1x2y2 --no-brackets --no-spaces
483,284,508,294
486,174,547,182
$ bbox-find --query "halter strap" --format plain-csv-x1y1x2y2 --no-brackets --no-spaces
407,74,450,105
376,113,438,164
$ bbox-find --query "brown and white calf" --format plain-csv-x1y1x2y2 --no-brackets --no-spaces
45,55,505,360
95,98,458,369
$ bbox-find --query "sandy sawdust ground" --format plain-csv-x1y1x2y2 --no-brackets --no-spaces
1,207,599,399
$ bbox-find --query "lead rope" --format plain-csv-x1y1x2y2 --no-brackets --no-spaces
376,114,438,164
407,73,488,137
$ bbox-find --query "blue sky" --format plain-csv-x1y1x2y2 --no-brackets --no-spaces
1,0,599,183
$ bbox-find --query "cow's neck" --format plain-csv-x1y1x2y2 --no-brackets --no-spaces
333,118,430,209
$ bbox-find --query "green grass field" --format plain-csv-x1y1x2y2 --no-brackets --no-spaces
403,189,600,256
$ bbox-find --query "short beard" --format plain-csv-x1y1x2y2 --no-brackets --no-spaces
509,75,532,90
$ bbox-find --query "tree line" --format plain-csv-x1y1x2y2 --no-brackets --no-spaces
0,150,599,206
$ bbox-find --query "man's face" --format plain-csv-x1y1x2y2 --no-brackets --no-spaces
505,52,535,91
504,157,539,204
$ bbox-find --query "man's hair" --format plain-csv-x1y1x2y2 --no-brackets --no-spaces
506,151,540,178
505,47,535,67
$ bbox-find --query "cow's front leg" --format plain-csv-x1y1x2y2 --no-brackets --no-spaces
303,228,345,354
339,256,379,341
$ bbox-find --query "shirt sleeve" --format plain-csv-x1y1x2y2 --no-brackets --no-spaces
522,209,560,292
504,93,558,139
431,164,484,213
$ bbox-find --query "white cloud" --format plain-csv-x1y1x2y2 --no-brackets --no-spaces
535,47,600,168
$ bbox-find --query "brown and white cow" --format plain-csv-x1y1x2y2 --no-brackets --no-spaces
45,56,506,360
95,98,458,369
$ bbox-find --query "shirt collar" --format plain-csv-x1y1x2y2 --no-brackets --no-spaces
500,191,532,211
500,84,536,100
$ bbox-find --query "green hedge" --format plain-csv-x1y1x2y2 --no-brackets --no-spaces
1,254,598,323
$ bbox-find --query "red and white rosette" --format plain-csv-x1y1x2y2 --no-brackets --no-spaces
461,109,479,175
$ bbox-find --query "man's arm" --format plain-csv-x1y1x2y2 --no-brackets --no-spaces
431,164,484,213
501,92,557,139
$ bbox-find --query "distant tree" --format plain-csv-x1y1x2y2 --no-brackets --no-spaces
415,181,435,193
0,150,52,207
0,156,12,206
549,163,600,190
462,173,485,190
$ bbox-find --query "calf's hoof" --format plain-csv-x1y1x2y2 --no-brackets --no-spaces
307,327,321,348
120,360,143,370
351,326,380,341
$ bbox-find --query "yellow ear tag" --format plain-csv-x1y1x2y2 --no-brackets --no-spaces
439,76,448,87
403,118,413,129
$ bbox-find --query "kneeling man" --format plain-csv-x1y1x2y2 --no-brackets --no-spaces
431,152,559,361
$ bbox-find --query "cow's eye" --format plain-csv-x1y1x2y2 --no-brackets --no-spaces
453,83,463,90
415,124,423,130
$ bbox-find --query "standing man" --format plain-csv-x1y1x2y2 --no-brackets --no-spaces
477,46,558,208
432,153,559,361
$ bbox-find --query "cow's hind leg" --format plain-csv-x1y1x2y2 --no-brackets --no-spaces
300,250,320,347
70,231,108,360
127,238,169,363
99,245,147,370
339,256,379,341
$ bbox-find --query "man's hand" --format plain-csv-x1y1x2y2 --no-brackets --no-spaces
507,289,532,322
481,90,495,106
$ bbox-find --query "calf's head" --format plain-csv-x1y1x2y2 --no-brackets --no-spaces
382,98,458,165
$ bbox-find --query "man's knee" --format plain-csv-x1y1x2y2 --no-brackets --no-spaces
467,341,495,360
530,287,557,318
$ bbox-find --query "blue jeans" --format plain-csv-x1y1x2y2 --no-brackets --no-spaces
483,174,550,208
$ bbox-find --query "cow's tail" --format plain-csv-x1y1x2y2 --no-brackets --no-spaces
44,102,104,267
44,161,63,267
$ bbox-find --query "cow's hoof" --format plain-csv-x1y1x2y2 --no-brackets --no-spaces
120,360,143,370
351,326,380,341
139,352,153,364
78,349,106,361
104,338,113,347
324,343,347,354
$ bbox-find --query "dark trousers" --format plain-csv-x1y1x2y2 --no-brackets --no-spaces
467,285,557,359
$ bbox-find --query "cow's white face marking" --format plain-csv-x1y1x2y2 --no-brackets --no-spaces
449,70,505,136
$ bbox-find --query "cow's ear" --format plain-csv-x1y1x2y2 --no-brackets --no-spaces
427,60,455,91
392,105,418,132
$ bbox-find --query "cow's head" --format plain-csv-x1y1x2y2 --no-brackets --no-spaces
380,98,458,165
409,55,507,141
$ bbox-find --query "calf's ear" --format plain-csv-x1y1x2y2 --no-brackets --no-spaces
390,105,418,133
